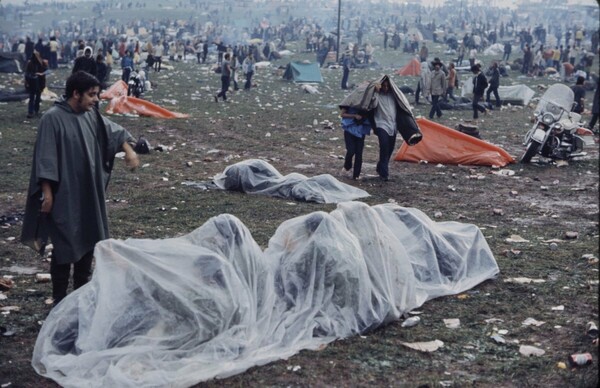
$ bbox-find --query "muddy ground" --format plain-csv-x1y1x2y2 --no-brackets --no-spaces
0,42,598,387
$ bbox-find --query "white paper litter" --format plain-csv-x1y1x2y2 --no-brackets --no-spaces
400,339,445,352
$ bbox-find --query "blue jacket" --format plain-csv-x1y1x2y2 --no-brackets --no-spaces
121,55,134,69
341,108,371,138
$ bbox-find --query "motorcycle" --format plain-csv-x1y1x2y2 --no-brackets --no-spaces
520,83,594,163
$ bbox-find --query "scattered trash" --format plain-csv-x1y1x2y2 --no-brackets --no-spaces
443,318,460,329
490,335,506,344
0,278,14,291
551,305,564,311
556,362,567,369
35,273,51,283
505,235,529,243
484,318,504,324
401,316,421,328
564,231,578,240
519,345,545,357
433,211,443,219
504,277,545,284
568,353,592,367
400,339,444,352
1,326,15,337
492,169,515,176
549,242,559,251
522,317,545,327
0,306,20,313
582,254,599,264
493,208,504,216
586,322,598,339
286,365,302,372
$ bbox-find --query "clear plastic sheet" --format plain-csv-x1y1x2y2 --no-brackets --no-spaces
33,202,499,387
212,159,370,203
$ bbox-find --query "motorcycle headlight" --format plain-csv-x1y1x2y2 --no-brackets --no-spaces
546,102,562,116
542,113,555,125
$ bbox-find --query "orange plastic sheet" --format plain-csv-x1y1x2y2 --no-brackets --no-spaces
394,118,515,167
105,95,189,119
396,57,421,76
100,80,128,100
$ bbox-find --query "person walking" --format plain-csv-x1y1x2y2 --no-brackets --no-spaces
445,62,457,101
215,52,232,102
415,61,431,105
24,51,47,118
471,64,488,120
486,62,501,108
571,76,586,114
341,50,352,90
154,41,163,72
588,79,599,132
242,52,255,90
372,78,397,182
120,50,133,83
502,40,512,62
339,107,371,180
428,58,447,120
20,71,139,307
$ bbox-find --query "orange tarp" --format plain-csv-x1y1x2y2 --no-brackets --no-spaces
394,118,515,167
105,95,189,119
396,57,421,76
100,80,128,100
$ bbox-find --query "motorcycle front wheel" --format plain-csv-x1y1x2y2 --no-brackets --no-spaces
520,140,541,163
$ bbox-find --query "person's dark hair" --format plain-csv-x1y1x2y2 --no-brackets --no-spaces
471,64,480,73
576,76,585,85
65,71,101,98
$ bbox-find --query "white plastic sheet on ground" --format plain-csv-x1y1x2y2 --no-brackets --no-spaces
212,159,370,203
32,202,499,387
461,82,535,105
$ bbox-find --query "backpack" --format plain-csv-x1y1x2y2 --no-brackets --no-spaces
134,136,151,154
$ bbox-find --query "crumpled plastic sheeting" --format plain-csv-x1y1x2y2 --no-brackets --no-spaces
105,95,189,118
32,202,499,387
212,159,370,203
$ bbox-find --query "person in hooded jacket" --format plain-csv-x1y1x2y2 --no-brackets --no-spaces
21,71,139,307
72,46,97,78
25,51,48,118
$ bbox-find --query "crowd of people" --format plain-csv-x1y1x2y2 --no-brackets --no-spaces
2,0,598,304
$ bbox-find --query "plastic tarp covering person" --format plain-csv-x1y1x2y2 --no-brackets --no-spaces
212,159,370,203
32,202,499,387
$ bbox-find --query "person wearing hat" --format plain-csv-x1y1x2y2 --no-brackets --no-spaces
428,58,447,120
471,63,488,120
24,51,48,118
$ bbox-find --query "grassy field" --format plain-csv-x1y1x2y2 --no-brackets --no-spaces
1,6,599,387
